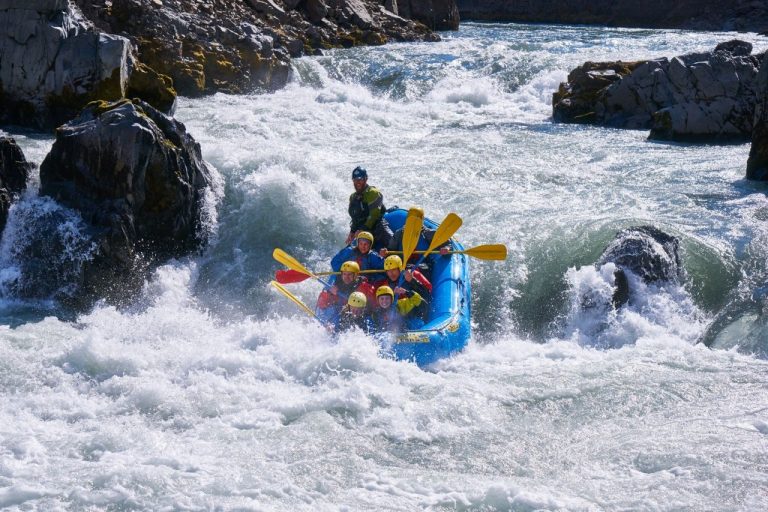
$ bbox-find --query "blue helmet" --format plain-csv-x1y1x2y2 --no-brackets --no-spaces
352,166,368,180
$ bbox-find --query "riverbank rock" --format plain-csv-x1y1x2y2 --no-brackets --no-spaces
0,0,176,129
0,136,33,233
456,0,768,32
39,99,216,303
553,41,763,142
74,0,442,98
747,53,768,180
399,0,460,30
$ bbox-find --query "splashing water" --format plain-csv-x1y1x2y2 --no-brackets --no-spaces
1,23,768,510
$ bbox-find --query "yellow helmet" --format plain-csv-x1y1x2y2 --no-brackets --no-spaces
340,261,360,273
384,255,402,271
376,286,394,298
347,291,367,308
356,231,374,244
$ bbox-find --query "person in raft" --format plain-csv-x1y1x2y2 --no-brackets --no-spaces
374,255,432,320
330,231,384,281
336,291,374,333
371,285,424,333
378,208,451,276
316,261,375,324
347,166,393,251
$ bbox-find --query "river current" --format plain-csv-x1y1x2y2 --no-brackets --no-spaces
1,23,768,510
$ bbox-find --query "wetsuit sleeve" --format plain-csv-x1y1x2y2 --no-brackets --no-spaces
365,253,386,282
363,187,384,230
317,290,337,309
356,281,376,304
388,229,403,251
411,269,432,296
397,291,423,316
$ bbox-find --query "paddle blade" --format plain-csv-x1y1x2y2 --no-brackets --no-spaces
273,248,315,278
401,207,424,269
270,280,318,319
275,269,312,284
463,244,508,260
426,212,462,255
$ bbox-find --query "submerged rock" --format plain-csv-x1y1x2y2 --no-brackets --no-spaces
0,136,33,233
596,226,682,309
0,0,175,129
553,41,763,142
39,99,217,304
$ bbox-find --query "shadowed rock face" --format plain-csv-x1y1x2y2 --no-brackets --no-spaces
597,226,682,309
456,0,768,32
399,0,459,30
747,53,768,181
0,0,176,129
39,99,216,305
552,41,763,143
0,136,33,233
74,0,447,98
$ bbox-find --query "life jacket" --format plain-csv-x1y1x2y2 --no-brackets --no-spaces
317,278,375,310
372,291,423,333
336,307,373,334
348,185,386,232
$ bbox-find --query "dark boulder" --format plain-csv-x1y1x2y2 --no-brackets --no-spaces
399,0,460,31
597,226,682,309
0,0,176,129
39,99,217,303
553,42,763,142
0,137,33,233
747,53,768,180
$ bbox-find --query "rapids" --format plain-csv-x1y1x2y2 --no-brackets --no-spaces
1,23,768,510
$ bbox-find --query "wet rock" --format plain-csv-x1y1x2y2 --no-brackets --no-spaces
39,99,216,304
747,53,768,180
0,137,33,233
0,0,176,129
597,226,682,309
399,0,459,31
553,41,763,142
305,0,328,24
73,0,442,98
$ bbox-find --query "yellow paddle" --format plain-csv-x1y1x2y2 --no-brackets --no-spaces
401,207,425,270
270,280,320,320
416,212,462,264
458,244,507,260
272,248,333,288
389,243,508,261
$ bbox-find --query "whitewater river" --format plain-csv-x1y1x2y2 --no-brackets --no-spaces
2,23,768,510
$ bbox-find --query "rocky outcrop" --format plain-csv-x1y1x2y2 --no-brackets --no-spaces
747,53,768,180
0,136,32,233
0,0,175,129
399,0,460,30
39,99,216,303
457,0,768,32
597,226,682,309
553,41,763,142
74,0,443,98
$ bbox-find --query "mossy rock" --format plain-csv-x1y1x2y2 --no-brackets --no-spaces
126,62,177,114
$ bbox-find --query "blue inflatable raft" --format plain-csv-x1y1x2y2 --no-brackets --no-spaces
377,208,471,366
